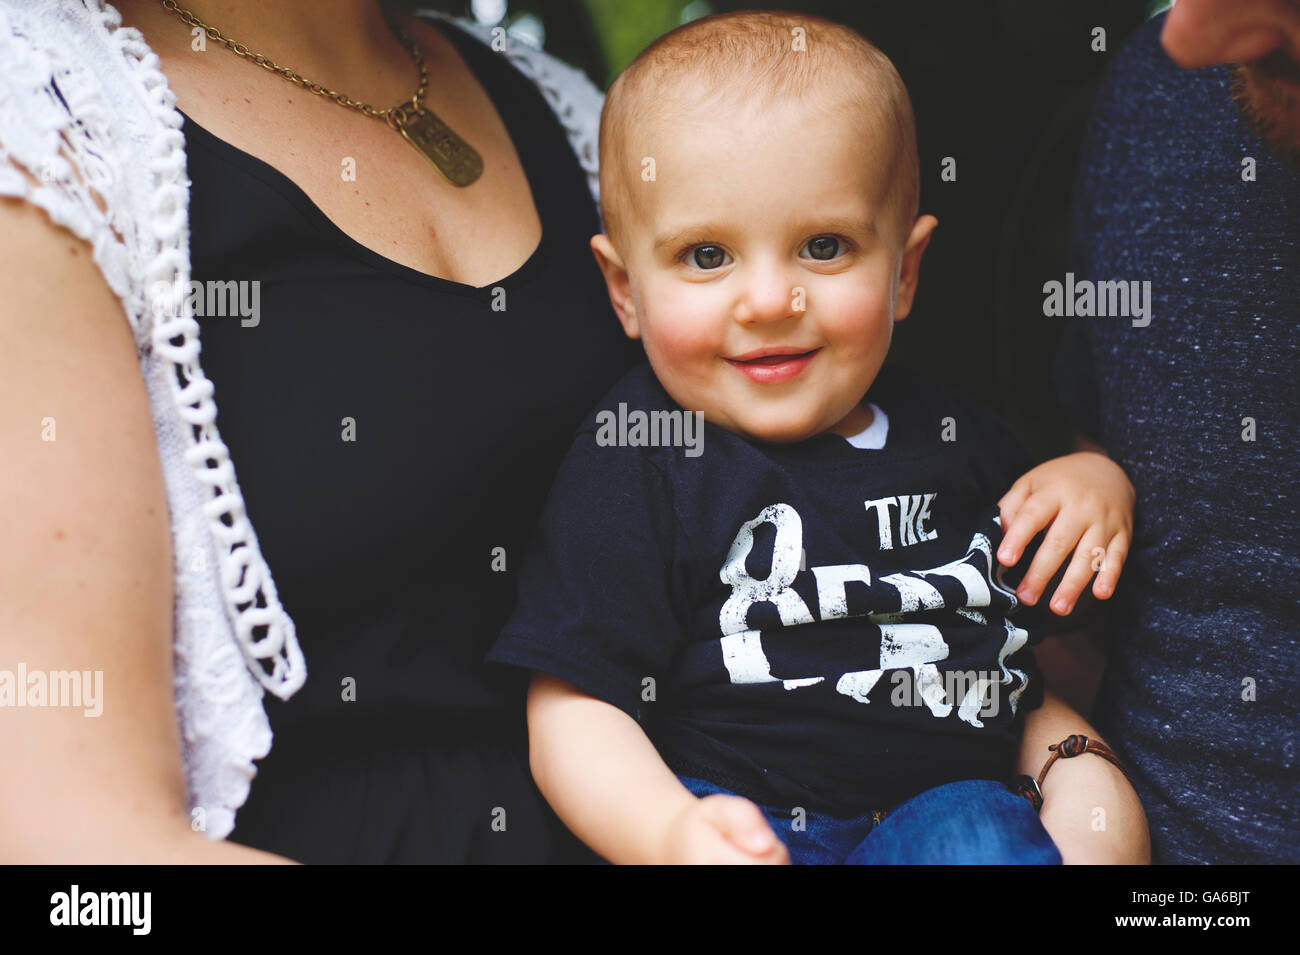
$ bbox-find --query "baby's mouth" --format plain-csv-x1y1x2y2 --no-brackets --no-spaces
724,347,822,383
727,347,821,364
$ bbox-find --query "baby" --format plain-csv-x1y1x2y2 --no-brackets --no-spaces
488,10,1140,864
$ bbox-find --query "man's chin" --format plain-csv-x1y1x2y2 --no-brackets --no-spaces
1231,55,1300,167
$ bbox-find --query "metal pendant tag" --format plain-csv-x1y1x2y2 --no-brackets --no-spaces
398,108,483,187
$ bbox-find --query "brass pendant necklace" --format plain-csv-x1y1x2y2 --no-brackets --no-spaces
158,0,483,186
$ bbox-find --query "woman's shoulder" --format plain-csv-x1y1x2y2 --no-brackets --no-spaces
418,11,605,207
0,2,160,178
0,0,182,351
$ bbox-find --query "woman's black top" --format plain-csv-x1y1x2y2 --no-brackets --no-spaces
184,18,637,862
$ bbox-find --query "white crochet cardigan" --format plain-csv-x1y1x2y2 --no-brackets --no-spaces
0,0,604,840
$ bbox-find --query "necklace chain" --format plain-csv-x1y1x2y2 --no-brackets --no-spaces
157,0,484,185
158,0,428,128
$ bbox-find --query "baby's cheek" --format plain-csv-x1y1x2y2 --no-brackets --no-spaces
641,290,726,365
819,282,894,348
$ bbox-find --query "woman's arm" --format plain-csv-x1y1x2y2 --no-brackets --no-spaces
1018,688,1149,864
526,673,788,864
0,197,292,863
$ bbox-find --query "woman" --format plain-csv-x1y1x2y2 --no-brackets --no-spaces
0,0,636,862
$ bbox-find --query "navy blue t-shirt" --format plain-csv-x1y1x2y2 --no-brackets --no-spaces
1055,15,1300,863
490,363,1045,816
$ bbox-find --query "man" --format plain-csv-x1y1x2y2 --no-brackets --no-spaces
1054,0,1299,863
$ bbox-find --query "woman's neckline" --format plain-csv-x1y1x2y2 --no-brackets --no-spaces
179,14,548,295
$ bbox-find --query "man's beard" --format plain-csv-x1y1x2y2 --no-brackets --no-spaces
1231,50,1300,167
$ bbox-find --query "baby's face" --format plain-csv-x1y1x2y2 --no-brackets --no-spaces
596,97,933,444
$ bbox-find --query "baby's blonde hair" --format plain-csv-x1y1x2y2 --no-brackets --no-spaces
598,10,920,249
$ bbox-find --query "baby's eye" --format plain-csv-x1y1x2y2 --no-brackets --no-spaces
692,245,730,269
803,236,841,260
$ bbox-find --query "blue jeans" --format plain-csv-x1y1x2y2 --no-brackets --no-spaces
678,776,1062,865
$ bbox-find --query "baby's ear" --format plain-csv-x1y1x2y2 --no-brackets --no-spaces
590,234,641,339
894,215,938,322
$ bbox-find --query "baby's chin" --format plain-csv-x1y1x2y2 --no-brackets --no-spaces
700,406,837,445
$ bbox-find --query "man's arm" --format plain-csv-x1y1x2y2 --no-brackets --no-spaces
1018,688,1149,864
1033,431,1117,716
1075,434,1108,456
1034,625,1108,717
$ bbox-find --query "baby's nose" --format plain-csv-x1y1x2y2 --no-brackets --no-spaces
734,270,802,325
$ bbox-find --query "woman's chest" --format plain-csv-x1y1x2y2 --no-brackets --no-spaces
148,21,545,287
187,106,542,286
192,245,632,592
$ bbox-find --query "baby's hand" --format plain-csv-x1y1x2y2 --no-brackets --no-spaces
661,794,790,865
996,452,1134,615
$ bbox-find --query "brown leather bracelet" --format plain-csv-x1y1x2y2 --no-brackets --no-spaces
1008,734,1130,812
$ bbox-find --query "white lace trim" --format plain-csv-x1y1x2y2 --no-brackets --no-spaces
0,0,300,841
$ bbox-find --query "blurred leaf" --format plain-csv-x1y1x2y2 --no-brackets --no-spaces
582,0,698,80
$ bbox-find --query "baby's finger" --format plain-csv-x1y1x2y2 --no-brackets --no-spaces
739,835,790,865
997,494,1059,567
1048,529,1108,615
702,836,788,865
1092,532,1130,600
1016,513,1089,606
998,477,1032,531
703,795,785,860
